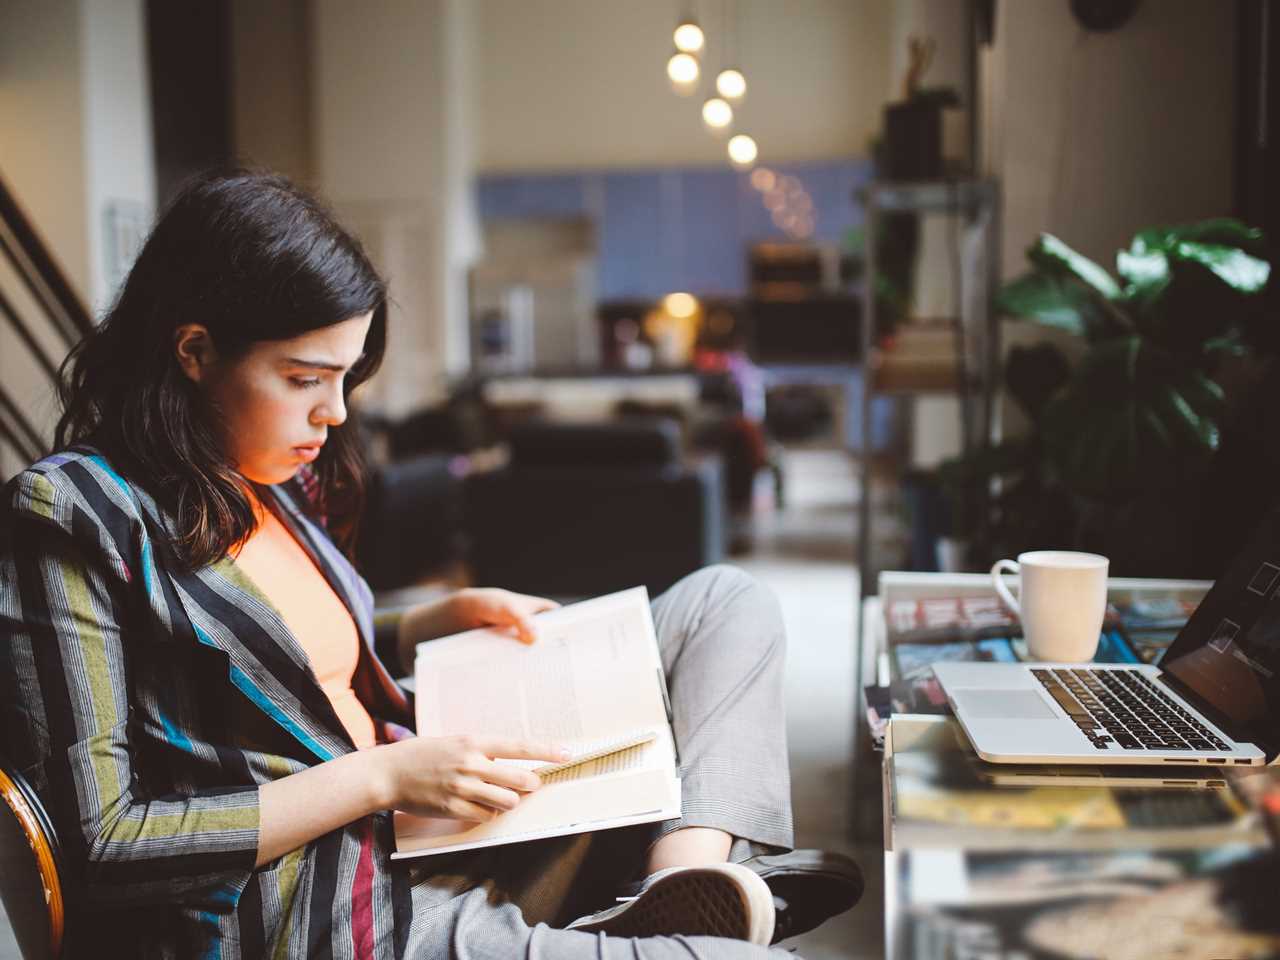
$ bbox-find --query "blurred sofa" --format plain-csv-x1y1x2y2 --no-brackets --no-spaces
465,417,725,599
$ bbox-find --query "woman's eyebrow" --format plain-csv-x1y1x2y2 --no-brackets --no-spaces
282,355,363,372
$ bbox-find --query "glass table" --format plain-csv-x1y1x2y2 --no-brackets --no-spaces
882,715,1280,960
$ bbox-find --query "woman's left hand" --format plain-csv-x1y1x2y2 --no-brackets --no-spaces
449,587,559,644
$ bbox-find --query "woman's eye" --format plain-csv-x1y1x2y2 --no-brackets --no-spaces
290,377,322,390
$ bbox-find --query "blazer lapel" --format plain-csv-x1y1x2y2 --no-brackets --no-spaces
268,484,413,727
129,485,356,763
267,484,373,646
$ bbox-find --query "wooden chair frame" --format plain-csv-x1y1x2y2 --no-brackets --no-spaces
0,764,64,959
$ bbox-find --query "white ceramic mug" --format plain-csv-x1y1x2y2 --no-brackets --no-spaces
990,550,1109,662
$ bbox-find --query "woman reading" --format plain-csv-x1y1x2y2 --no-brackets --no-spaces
0,171,859,958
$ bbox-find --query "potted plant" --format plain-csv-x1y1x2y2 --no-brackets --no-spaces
934,219,1274,576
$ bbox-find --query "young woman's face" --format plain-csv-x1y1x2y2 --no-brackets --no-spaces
178,312,373,485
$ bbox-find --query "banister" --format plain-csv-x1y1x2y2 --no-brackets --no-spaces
0,168,93,349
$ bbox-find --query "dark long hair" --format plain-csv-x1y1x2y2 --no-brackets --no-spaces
55,170,387,570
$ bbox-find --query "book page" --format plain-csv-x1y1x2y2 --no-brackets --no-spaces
394,722,679,858
414,587,668,741
396,588,681,858
392,762,681,858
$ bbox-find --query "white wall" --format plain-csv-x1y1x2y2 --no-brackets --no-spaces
0,0,90,298
985,0,1236,279
311,0,480,417
477,0,893,171
81,0,155,311
0,0,154,478
230,0,315,186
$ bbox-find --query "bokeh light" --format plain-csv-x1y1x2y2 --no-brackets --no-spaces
662,291,698,318
727,134,757,167
702,97,733,130
667,52,700,89
674,21,705,53
716,68,746,100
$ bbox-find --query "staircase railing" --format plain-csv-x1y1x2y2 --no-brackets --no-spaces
0,169,95,468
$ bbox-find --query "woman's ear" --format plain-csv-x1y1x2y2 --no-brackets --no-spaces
174,324,218,383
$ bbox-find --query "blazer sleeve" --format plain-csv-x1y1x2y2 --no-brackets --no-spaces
1,470,261,912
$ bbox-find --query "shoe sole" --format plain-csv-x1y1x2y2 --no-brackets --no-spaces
568,862,775,945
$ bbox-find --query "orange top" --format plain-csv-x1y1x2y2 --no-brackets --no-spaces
232,497,377,750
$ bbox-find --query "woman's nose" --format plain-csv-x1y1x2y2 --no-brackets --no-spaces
313,388,347,426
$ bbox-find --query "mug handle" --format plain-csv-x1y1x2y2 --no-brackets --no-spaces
991,559,1021,616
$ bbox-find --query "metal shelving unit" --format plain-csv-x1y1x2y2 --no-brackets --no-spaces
849,178,1001,837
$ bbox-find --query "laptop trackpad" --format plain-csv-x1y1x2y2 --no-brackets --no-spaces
951,689,1057,720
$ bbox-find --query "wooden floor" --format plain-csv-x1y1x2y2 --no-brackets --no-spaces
0,448,885,960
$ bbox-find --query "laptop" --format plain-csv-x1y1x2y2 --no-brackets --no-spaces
933,513,1280,767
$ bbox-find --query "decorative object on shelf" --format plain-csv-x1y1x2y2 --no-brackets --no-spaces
646,293,702,367
938,218,1275,578
880,35,962,181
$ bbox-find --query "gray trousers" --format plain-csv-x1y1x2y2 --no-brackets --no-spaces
402,565,799,958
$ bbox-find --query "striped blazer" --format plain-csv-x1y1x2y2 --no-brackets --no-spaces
0,447,420,958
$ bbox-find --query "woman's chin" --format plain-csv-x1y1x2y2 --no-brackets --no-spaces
238,462,301,486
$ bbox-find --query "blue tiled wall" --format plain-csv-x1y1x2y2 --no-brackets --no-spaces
476,158,874,300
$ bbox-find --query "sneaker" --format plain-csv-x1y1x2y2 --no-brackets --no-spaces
737,849,864,943
565,862,775,944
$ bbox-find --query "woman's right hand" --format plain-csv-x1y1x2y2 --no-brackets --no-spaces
371,735,570,821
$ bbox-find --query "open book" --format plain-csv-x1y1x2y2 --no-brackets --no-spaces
391,587,682,858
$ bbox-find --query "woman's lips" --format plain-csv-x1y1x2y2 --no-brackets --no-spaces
293,445,321,462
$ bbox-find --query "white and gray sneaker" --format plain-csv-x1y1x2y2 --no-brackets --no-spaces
565,862,775,944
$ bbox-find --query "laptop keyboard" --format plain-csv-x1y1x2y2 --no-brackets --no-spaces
1030,667,1231,753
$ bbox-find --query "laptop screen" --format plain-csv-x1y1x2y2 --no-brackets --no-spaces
1161,508,1280,761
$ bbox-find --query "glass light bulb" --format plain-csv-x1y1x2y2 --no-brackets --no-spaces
716,68,746,100
663,292,698,319
674,21,705,53
728,134,758,167
667,52,700,86
701,97,733,129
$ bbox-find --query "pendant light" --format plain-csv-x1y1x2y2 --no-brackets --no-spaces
701,97,733,131
673,19,705,54
728,134,757,167
715,68,746,101
667,51,700,94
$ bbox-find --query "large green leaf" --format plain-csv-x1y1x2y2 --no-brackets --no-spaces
1027,234,1122,301
1172,241,1270,293
1116,247,1170,308
1040,336,1224,502
1119,219,1268,311
1130,219,1266,257
997,271,1092,335
1117,227,1271,353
